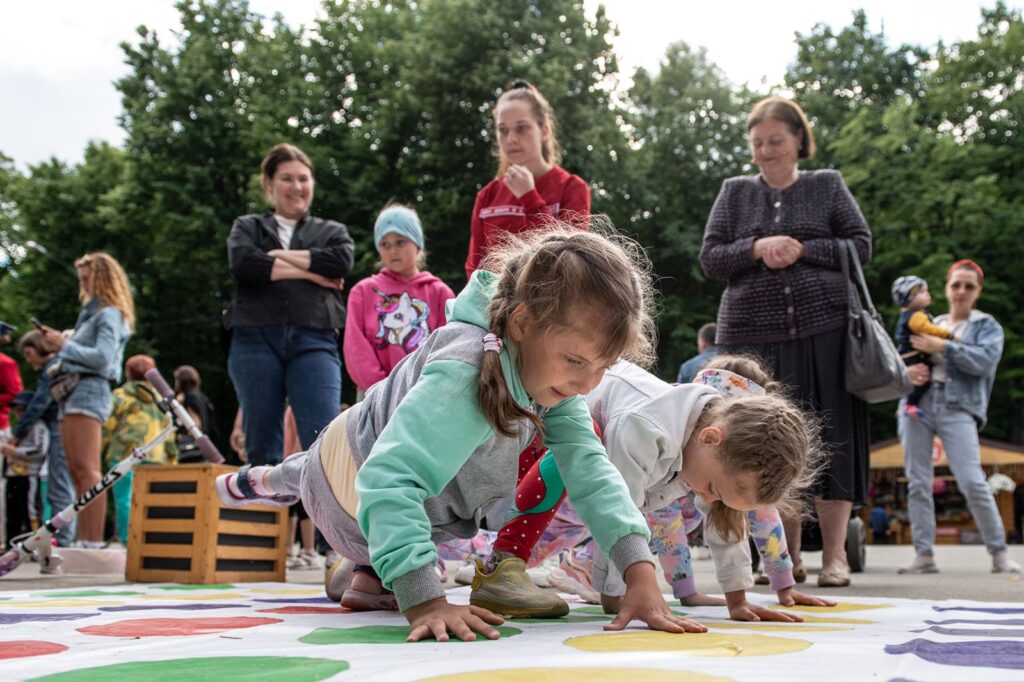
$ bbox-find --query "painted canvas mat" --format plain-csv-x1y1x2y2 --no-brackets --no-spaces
1,583,1024,680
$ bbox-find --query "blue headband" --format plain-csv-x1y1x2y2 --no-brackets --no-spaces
373,207,423,250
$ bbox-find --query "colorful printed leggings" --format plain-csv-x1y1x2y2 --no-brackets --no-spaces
481,446,794,597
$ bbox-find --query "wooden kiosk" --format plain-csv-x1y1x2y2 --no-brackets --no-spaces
868,438,1024,545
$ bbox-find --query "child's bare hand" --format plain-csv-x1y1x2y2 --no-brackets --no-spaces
777,587,836,608
728,598,802,622
404,598,503,642
679,592,727,607
606,562,706,634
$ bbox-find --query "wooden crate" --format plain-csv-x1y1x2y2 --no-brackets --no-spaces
125,464,289,584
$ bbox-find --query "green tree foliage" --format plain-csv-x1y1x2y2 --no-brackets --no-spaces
625,43,753,372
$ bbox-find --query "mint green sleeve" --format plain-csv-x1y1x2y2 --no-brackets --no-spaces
544,397,655,573
355,359,493,608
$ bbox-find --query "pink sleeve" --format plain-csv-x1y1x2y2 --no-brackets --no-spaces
343,281,388,391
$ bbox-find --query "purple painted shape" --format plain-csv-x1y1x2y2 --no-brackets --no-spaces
0,613,95,624
914,626,1024,637
99,604,249,612
885,639,1024,670
927,619,1024,626
933,606,1024,615
252,597,335,604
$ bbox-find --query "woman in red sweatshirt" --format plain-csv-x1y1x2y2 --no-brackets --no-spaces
344,205,454,399
464,81,591,278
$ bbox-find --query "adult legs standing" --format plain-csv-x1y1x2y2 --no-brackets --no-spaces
61,414,104,543
284,327,342,450
229,326,287,466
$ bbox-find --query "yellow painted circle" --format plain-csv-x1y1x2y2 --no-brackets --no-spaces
565,631,811,656
424,668,731,682
140,593,248,601
773,602,890,613
709,622,849,633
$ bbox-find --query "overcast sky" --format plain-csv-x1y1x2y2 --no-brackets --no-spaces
1,1,1017,169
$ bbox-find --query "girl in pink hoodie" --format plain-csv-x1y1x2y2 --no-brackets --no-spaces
344,205,455,399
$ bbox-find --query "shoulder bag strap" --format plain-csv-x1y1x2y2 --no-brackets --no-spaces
838,240,863,317
843,240,880,319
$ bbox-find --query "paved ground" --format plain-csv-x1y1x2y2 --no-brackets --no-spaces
3,544,1022,602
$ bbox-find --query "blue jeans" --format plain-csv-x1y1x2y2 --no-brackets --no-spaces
899,384,1007,556
45,423,76,547
228,325,342,466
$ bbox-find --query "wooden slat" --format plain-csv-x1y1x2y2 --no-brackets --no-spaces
217,520,285,537
215,545,282,561
133,518,197,534
131,568,192,583
136,544,196,558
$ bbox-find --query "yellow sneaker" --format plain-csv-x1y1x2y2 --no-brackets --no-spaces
469,557,569,618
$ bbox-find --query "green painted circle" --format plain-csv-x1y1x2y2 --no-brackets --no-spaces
300,624,521,644
32,656,348,681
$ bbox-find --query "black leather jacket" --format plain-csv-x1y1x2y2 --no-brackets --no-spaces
225,211,355,330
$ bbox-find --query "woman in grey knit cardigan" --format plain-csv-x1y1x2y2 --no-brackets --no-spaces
699,96,873,588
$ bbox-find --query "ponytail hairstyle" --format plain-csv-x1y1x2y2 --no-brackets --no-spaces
478,221,656,437
75,252,136,331
697,394,822,542
493,80,563,178
702,353,782,394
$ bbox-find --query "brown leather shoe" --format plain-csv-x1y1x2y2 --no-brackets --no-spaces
793,561,807,584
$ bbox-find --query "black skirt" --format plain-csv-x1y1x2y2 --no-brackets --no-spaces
723,325,870,504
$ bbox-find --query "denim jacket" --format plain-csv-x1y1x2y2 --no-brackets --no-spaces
12,356,60,440
929,309,1003,428
57,299,132,383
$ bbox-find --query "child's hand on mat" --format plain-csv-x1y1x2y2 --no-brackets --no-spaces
405,598,504,643
777,587,836,608
726,591,802,622
605,562,707,634
679,592,727,607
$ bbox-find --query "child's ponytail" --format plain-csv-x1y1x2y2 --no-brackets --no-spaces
479,248,545,438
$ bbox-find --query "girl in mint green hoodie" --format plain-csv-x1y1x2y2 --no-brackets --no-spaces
217,228,704,642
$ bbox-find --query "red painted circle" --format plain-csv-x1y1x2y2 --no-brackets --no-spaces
0,640,68,659
78,617,281,637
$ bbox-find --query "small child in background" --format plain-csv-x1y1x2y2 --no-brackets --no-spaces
2,392,48,544
344,204,454,400
891,275,955,418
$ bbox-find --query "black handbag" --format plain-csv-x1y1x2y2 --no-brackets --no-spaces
48,369,81,402
839,240,913,403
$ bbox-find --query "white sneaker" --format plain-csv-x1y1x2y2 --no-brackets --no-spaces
898,554,939,574
992,551,1023,574
453,562,476,586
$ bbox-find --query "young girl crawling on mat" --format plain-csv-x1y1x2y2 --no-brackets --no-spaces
216,227,704,642
466,354,830,622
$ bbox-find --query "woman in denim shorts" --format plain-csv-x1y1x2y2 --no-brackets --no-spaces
42,252,133,547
